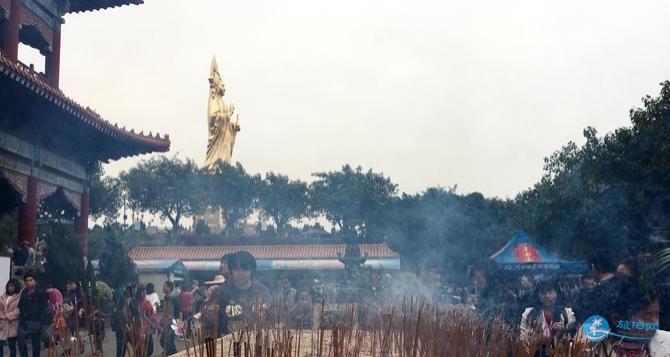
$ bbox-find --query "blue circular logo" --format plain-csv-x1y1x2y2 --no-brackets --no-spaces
582,315,610,343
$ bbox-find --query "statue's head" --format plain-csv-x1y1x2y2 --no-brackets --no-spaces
209,56,226,96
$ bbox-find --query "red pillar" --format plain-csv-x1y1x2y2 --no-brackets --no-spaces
17,176,37,247
2,0,20,61
45,30,60,87
77,191,89,258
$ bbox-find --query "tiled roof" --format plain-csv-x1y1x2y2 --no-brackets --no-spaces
67,0,143,13
128,243,399,261
0,52,170,156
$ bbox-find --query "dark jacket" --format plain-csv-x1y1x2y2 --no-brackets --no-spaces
18,288,48,326
217,281,270,335
111,289,126,332
573,275,624,323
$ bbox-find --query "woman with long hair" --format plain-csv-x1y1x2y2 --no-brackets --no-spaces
519,279,576,356
0,279,22,357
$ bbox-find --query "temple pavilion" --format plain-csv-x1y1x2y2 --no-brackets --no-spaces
0,0,169,258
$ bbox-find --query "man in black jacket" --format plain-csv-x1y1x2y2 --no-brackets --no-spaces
17,273,47,357
217,251,270,335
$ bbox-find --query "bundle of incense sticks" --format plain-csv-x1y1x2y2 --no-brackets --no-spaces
47,281,111,357
172,299,592,357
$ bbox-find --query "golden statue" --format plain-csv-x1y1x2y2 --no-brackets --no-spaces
205,55,240,169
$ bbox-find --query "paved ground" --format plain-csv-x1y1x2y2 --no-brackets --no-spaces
98,326,189,357
1,327,188,357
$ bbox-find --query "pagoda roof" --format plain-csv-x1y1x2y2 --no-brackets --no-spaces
0,52,170,161
66,0,143,13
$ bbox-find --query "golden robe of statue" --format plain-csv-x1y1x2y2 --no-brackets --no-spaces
205,56,240,170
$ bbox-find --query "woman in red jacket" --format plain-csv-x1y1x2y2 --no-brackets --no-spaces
0,279,22,357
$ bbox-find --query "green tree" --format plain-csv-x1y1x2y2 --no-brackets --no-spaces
310,165,397,241
88,223,144,258
204,162,259,236
120,156,203,231
257,172,309,236
40,223,85,292
97,226,137,289
89,163,122,220
384,187,512,282
512,81,670,259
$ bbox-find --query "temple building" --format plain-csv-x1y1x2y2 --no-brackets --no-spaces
0,0,169,258
127,243,400,289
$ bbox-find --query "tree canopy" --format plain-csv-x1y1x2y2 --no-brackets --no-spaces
120,156,203,231
384,188,513,282
257,172,309,236
310,165,398,241
40,223,86,292
513,81,670,259
204,162,260,236
76,81,670,280
89,163,122,220
97,225,137,289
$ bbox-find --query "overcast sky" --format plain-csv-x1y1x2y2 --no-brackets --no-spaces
50,0,670,198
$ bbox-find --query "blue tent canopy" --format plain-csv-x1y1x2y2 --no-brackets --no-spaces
490,231,587,273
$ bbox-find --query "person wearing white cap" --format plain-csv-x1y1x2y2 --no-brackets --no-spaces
205,275,226,287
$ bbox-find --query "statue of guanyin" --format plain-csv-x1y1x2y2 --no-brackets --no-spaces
205,55,240,170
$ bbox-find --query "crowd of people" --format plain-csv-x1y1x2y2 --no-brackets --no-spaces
0,273,104,357
0,250,316,357
1,248,669,357
469,252,670,356
111,249,670,356
110,251,276,357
